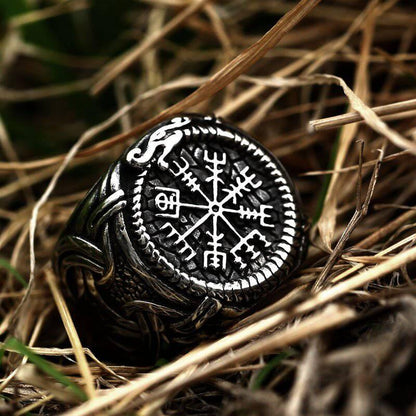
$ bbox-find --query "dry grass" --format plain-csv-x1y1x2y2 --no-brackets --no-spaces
1,0,416,414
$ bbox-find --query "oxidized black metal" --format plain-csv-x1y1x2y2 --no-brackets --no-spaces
53,114,308,361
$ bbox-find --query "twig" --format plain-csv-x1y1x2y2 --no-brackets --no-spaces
10,0,89,28
14,394,54,416
301,149,409,176
286,338,320,416
356,209,416,249
0,116,33,204
312,140,384,292
0,79,91,102
45,268,96,399
309,98,416,132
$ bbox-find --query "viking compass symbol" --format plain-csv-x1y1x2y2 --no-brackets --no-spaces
154,151,274,270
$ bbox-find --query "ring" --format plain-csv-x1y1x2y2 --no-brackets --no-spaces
53,114,308,360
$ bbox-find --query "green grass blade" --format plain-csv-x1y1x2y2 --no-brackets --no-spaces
0,258,28,288
251,348,296,390
3,338,87,402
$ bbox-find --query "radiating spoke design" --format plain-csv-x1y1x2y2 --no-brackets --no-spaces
154,150,274,270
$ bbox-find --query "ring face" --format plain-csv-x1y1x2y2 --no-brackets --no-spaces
124,115,302,299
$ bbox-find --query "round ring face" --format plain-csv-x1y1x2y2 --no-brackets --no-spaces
124,115,304,301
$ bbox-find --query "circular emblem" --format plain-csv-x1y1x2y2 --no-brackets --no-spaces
122,114,306,302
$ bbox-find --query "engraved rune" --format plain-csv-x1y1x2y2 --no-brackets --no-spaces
154,151,273,270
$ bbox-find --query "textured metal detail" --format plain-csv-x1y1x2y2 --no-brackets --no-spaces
53,114,308,360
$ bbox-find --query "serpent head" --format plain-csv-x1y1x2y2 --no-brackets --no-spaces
126,116,191,169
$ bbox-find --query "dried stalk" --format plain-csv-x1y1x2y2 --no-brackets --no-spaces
309,98,416,132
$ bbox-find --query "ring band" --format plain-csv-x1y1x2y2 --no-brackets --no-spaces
53,114,308,360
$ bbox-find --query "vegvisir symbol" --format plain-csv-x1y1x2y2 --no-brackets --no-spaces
154,151,274,270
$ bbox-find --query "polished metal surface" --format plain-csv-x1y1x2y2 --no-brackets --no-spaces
54,114,308,360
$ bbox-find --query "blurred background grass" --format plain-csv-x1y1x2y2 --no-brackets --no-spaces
1,1,141,155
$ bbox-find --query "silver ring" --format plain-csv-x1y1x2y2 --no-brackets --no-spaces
53,114,308,360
